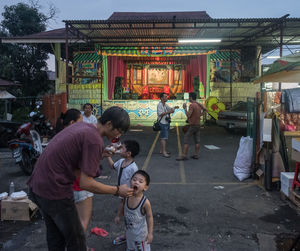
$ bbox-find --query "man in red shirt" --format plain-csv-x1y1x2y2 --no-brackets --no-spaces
28,106,133,251
176,92,208,161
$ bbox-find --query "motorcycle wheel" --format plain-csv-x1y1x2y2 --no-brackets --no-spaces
19,149,34,175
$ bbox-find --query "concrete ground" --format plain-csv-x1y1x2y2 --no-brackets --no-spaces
0,125,300,251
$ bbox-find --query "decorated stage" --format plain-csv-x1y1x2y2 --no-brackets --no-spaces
68,99,206,126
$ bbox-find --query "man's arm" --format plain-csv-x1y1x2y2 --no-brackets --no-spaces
184,104,193,119
80,172,133,197
197,102,208,112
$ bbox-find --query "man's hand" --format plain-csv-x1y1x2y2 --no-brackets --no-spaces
119,184,134,197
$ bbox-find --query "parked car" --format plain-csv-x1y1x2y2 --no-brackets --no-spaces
216,101,247,131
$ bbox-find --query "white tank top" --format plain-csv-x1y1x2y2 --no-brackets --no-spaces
124,196,148,242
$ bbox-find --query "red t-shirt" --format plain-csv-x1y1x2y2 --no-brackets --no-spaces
27,122,103,200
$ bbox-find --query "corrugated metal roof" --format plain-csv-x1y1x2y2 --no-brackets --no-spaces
63,14,300,54
3,12,300,55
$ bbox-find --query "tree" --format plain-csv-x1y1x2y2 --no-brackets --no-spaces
0,1,57,97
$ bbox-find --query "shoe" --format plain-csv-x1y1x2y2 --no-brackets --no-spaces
162,153,170,158
160,151,171,155
191,155,199,159
112,235,126,245
176,156,188,161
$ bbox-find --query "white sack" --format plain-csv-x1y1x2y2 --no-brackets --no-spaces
233,136,253,181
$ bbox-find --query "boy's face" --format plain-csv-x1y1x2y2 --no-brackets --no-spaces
131,174,148,194
120,144,129,158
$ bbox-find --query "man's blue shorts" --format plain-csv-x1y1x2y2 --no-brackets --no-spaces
159,122,170,139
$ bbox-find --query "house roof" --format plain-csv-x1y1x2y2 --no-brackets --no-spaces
2,12,300,54
1,28,83,43
0,79,21,86
108,11,211,21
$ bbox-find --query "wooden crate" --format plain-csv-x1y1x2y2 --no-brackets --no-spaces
283,131,300,172
289,190,300,208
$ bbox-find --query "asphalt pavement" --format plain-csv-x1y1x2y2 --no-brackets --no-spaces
0,125,300,251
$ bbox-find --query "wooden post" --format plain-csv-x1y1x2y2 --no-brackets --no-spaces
65,23,69,102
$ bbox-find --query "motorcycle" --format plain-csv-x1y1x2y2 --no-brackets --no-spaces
30,112,55,139
8,112,45,175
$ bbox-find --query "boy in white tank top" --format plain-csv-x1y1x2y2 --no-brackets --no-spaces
116,170,153,251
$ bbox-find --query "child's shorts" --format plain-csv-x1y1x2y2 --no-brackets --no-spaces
73,190,94,203
126,240,150,251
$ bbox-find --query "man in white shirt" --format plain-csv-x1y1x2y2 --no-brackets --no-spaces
82,103,98,124
157,93,178,158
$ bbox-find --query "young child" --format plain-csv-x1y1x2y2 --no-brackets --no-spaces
116,170,153,251
107,140,140,245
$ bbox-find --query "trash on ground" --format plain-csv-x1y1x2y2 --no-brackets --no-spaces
91,227,109,237
214,186,224,190
204,145,220,150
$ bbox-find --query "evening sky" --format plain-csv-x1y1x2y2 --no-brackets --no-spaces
1,0,300,69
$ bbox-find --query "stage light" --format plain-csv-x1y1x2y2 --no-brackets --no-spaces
266,56,280,59
178,39,222,43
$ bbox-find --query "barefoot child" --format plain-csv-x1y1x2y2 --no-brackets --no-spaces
116,170,153,251
107,140,140,245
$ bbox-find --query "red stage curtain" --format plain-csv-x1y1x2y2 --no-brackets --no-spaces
107,56,127,99
198,55,207,97
184,55,207,95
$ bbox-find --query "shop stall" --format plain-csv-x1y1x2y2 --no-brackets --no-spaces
253,54,300,194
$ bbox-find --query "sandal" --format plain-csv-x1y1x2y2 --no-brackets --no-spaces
191,155,199,159
176,156,188,161
112,235,126,245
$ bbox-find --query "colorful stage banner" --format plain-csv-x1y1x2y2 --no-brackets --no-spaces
96,45,216,57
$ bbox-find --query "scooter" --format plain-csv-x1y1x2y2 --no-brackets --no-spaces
8,119,43,175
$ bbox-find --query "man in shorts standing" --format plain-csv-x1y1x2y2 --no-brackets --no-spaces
157,92,178,158
176,92,208,160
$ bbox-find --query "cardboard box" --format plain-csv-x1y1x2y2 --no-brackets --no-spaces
291,149,300,162
292,138,300,152
281,184,292,197
1,197,38,221
280,172,295,197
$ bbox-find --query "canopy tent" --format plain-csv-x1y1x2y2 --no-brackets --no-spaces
0,91,16,121
254,54,300,83
0,90,16,99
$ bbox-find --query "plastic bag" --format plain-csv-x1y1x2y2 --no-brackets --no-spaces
233,136,253,181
